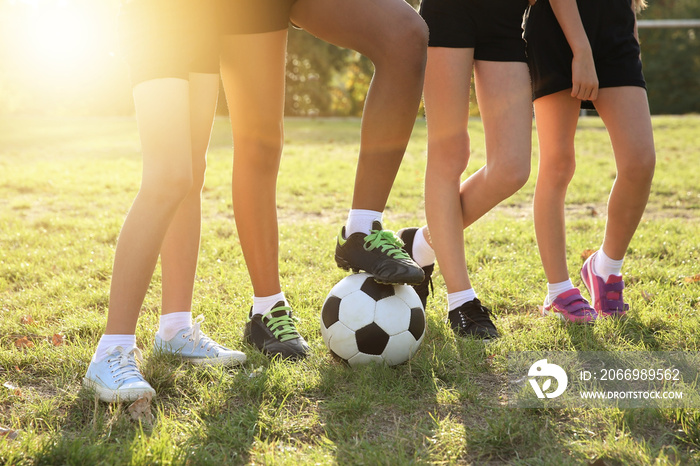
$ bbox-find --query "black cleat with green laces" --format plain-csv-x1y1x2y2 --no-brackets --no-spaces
335,221,425,285
244,302,309,360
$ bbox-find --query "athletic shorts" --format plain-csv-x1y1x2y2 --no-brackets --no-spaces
524,0,646,101
119,0,221,85
220,0,297,35
419,0,529,62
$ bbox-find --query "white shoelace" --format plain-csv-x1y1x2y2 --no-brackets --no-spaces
105,346,145,384
180,315,221,353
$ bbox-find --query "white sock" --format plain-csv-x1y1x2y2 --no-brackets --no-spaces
345,209,383,236
594,248,624,281
412,226,436,268
448,289,478,311
252,292,287,316
94,334,136,363
546,279,575,306
156,311,192,341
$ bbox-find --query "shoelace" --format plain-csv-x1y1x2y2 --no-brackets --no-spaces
105,346,145,384
363,228,411,260
263,306,300,342
181,315,221,353
461,302,495,327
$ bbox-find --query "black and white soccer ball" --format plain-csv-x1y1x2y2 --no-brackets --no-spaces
320,272,426,367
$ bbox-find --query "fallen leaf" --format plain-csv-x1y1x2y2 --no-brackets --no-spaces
52,334,64,346
0,427,18,440
2,382,21,397
581,249,596,261
127,393,154,425
640,290,654,302
20,315,35,325
13,337,34,349
683,274,700,284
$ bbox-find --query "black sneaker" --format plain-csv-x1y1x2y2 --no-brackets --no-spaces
335,221,425,285
448,299,499,341
397,227,434,309
244,302,309,360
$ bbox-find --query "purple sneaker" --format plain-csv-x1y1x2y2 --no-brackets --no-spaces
581,253,629,318
542,288,598,323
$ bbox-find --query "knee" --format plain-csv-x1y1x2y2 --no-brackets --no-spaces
372,13,428,72
618,146,656,185
495,160,531,193
140,169,194,207
539,154,576,188
427,132,470,181
234,133,284,175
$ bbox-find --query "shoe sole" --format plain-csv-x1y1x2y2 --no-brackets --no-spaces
542,308,596,324
82,378,155,403
181,353,247,366
335,255,422,285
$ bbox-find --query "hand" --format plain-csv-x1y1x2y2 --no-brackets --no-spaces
571,52,598,101
529,0,537,5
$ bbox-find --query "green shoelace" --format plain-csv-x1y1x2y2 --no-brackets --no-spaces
263,306,300,342
363,228,411,260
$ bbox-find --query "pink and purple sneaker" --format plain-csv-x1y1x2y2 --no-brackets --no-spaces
581,252,629,318
542,288,598,323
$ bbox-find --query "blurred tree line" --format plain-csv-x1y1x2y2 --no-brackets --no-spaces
639,0,700,114
0,0,697,117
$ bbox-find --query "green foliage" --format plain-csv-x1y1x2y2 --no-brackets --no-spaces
640,0,700,114
0,116,699,463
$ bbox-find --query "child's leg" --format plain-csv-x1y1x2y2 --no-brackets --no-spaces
221,31,309,360
105,78,195,336
291,0,428,212
422,47,474,294
532,90,582,284
220,31,287,299
589,86,656,260
160,72,220,316
463,60,532,227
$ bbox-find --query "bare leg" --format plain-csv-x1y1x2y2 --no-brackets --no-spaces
460,60,532,227
105,78,195,335
532,90,581,284
220,31,287,298
423,47,474,293
424,53,532,294
590,86,655,260
291,0,428,211
160,73,220,314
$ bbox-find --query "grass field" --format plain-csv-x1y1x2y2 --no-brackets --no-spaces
0,115,699,465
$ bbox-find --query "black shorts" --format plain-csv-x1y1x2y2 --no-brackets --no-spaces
419,0,529,62
524,0,646,100
220,0,297,35
119,0,222,86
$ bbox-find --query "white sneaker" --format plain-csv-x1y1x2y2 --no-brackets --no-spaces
154,315,247,366
83,346,155,403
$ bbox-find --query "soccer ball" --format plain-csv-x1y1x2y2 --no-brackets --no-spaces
320,273,426,367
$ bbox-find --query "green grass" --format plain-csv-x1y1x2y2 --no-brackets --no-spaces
1,114,699,464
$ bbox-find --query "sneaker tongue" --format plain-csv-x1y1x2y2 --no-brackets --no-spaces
370,220,383,231
269,301,290,319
